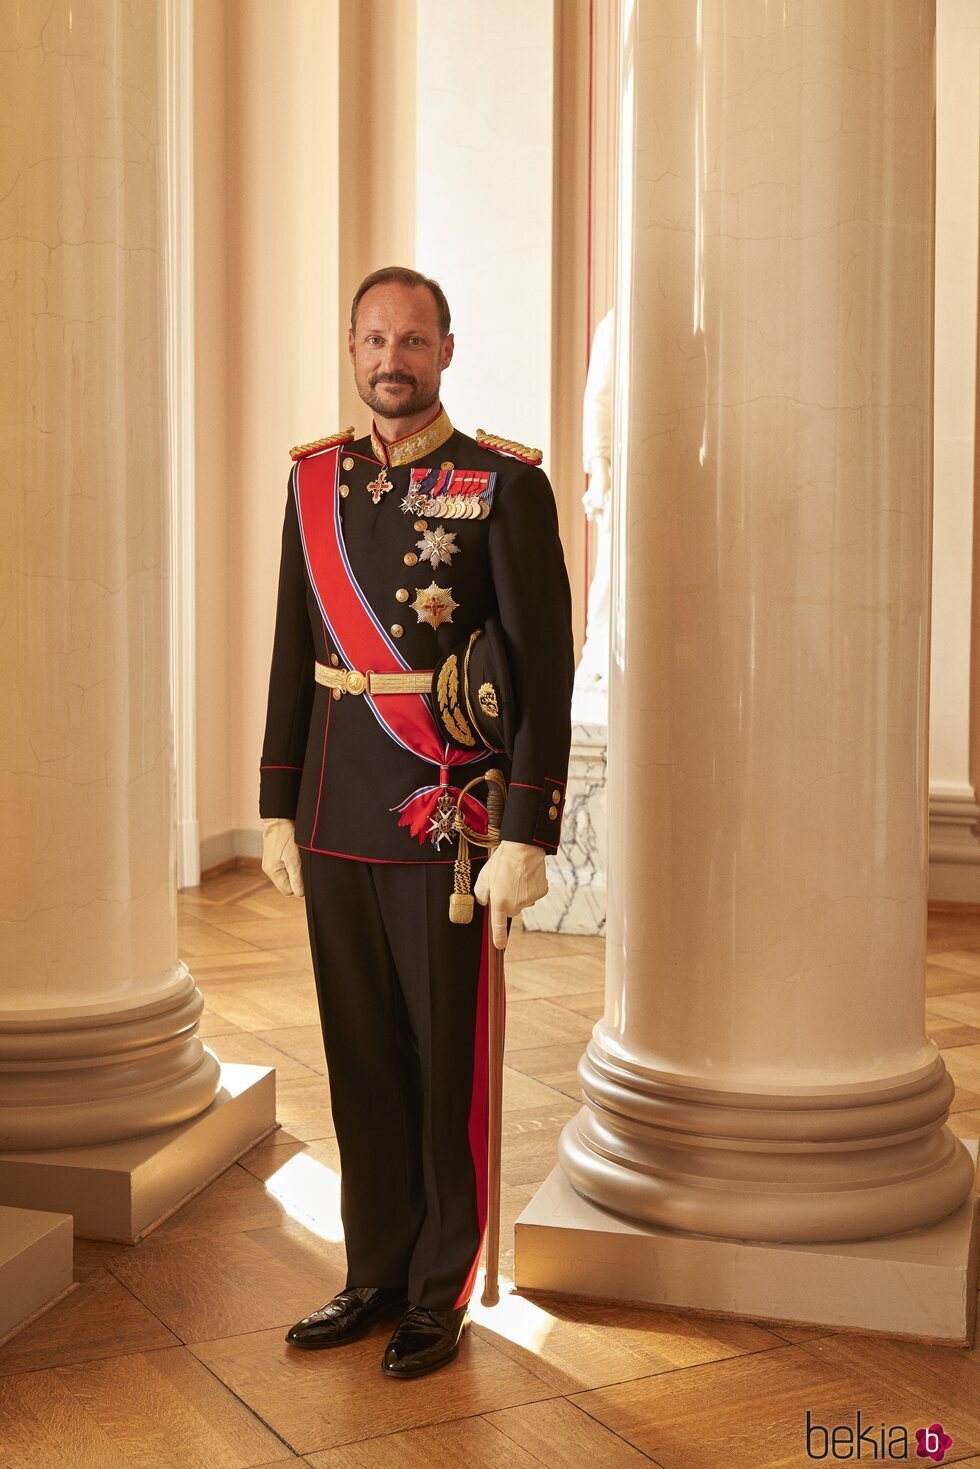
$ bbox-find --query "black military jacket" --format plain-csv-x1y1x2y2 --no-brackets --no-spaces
259,403,574,863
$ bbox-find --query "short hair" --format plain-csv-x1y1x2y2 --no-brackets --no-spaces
350,266,451,339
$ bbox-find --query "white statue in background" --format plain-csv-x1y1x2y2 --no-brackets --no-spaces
572,306,613,724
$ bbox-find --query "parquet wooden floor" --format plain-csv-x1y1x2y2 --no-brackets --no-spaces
1,874,979,1466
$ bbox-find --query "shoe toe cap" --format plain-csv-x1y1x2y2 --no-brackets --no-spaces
382,1339,426,1374
286,1317,331,1344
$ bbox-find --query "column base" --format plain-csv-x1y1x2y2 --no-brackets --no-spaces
0,1206,74,1345
0,1063,277,1243
514,1148,980,1346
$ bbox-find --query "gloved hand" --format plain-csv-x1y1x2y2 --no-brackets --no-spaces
474,839,549,950
261,817,304,897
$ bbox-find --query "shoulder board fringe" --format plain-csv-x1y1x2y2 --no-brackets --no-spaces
289,427,355,461
475,428,543,465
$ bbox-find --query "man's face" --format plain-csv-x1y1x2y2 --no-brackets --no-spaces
348,282,454,422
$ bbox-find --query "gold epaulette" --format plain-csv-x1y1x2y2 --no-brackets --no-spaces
475,428,543,466
289,426,356,461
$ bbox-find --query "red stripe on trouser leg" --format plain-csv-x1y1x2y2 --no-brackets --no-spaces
453,902,491,1309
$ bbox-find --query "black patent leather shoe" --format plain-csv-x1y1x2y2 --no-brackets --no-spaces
381,1302,470,1378
285,1286,408,1348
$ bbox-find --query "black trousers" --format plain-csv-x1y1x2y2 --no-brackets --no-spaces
299,846,500,1310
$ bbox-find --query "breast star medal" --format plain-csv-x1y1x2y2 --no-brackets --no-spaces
410,581,458,628
416,526,460,567
366,465,392,504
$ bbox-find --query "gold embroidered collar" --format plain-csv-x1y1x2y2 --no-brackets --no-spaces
370,404,454,467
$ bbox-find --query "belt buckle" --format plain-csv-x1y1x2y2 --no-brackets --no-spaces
344,669,366,695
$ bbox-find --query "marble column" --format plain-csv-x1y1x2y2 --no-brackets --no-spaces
0,2,220,1152
517,0,979,1338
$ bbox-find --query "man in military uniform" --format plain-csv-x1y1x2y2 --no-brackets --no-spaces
259,265,574,1378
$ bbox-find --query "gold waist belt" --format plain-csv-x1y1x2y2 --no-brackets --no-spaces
314,660,434,696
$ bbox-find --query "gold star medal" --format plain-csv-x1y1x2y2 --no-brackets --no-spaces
366,465,392,504
410,581,458,629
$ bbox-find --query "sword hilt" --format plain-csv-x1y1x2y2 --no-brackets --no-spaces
448,768,506,924
485,776,504,834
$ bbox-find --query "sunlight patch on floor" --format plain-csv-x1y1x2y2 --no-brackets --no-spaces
262,1152,344,1241
469,1269,557,1351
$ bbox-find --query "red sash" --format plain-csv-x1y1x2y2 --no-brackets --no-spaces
293,445,489,846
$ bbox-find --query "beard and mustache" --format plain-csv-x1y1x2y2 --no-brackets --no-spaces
359,373,440,420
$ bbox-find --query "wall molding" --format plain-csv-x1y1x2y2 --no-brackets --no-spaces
200,827,263,878
929,782,980,902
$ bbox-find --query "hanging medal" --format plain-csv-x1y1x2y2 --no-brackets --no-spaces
428,788,458,848
366,465,393,504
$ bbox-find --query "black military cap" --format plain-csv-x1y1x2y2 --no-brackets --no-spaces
430,615,516,757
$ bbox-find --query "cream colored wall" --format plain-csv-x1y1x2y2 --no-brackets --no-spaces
551,0,592,658
229,0,344,844
551,0,619,657
337,0,416,430
411,0,598,657
414,0,554,460
195,0,344,852
930,0,980,896
933,0,977,786
194,0,414,854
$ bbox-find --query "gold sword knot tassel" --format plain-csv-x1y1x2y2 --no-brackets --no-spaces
448,769,506,924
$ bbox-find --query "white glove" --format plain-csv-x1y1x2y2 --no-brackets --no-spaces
261,817,304,897
474,839,549,950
